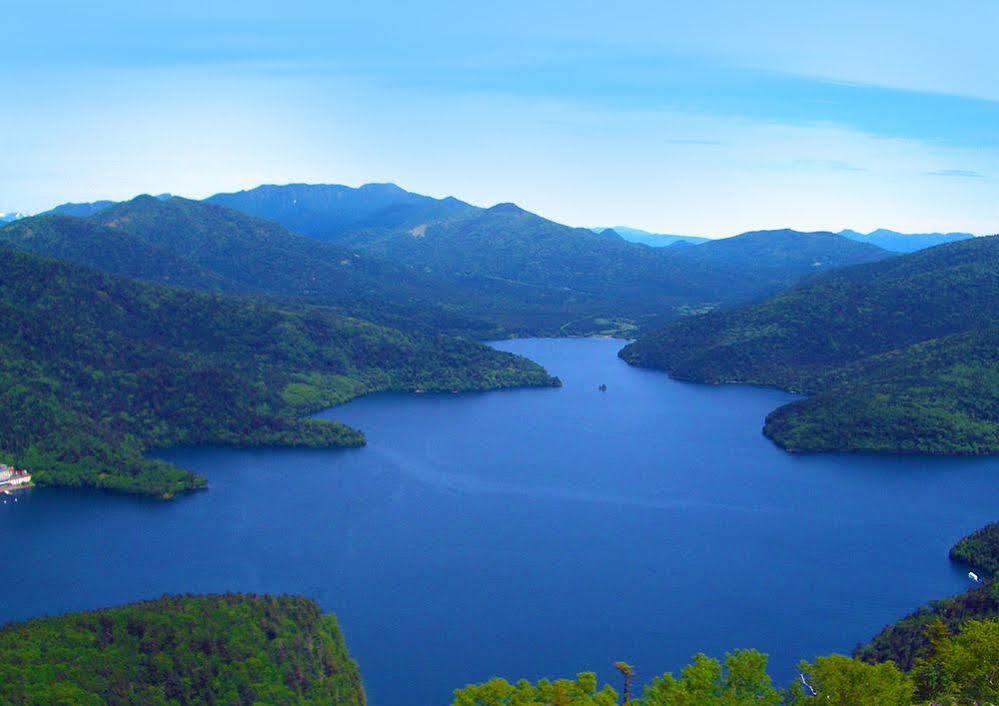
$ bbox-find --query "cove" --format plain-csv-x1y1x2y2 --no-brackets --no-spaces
1,338,996,705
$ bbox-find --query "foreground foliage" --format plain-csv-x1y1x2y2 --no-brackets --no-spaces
621,235,999,455
453,622,997,705
0,594,365,705
457,524,999,705
0,248,557,497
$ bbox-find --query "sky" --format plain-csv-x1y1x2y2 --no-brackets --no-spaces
2,0,998,236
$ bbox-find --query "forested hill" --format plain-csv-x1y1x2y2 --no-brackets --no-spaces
667,228,891,292
0,248,557,497
620,235,999,454
0,198,495,337
0,594,365,705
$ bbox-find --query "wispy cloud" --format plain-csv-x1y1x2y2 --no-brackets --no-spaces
662,138,724,146
795,159,868,172
925,169,986,178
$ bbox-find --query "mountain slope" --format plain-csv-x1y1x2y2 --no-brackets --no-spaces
621,235,999,454
2,198,496,336
0,594,366,705
0,214,233,291
840,228,974,253
327,206,894,327
667,229,892,295
764,328,999,454
0,248,557,497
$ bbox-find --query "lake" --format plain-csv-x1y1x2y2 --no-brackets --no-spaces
2,338,995,704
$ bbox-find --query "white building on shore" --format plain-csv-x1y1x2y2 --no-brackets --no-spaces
0,464,32,490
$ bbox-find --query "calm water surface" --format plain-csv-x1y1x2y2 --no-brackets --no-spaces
2,338,996,704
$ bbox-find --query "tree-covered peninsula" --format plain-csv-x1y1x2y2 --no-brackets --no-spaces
0,594,365,705
0,248,558,498
620,235,999,455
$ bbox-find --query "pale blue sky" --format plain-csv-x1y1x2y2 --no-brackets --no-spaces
3,0,998,235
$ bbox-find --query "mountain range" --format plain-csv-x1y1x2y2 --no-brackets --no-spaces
838,228,974,252
13,186,897,337
589,224,977,253
203,183,894,333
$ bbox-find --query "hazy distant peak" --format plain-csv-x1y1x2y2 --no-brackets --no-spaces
837,228,974,253
733,228,840,239
486,202,526,214
591,226,710,247
42,200,118,219
357,182,407,194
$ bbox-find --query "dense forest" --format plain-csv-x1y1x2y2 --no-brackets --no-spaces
452,621,997,705
621,235,999,454
0,594,365,705
764,328,999,454
0,248,557,497
455,523,999,705
2,199,496,338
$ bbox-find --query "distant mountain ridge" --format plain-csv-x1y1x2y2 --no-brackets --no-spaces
590,225,710,247
838,228,974,252
207,182,476,241
0,212,28,224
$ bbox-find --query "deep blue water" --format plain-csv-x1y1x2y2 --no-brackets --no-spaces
2,338,996,704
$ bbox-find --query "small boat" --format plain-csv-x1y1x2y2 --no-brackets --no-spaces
969,571,981,582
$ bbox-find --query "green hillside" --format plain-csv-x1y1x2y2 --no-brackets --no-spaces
765,328,999,454
0,594,365,705
3,198,496,337
621,236,999,454
0,248,557,497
